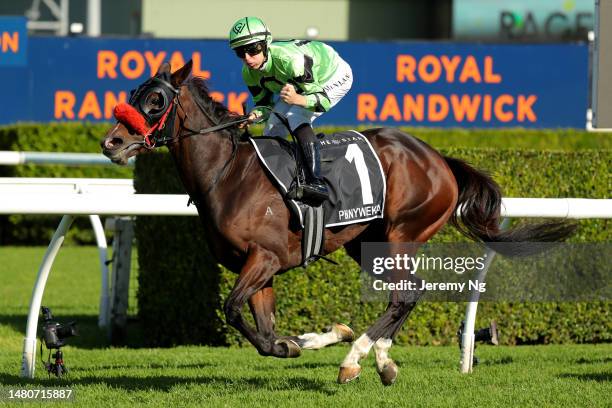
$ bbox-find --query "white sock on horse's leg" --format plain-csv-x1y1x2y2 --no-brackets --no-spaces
373,338,393,372
298,332,338,349
341,333,374,367
337,333,373,383
373,337,399,385
298,323,354,349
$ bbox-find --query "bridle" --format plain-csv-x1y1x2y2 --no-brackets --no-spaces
167,94,251,146
118,75,251,149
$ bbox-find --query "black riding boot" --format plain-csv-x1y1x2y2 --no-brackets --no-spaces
294,124,329,205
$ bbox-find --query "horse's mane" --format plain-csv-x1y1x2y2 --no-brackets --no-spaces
185,76,251,187
185,76,249,143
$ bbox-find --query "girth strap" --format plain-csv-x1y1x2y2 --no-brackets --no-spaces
302,204,324,266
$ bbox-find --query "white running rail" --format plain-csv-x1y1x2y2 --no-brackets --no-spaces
0,151,134,166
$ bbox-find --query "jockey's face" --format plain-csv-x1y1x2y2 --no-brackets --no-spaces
235,42,266,70
243,51,265,70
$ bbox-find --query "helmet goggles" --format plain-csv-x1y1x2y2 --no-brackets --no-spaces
234,41,266,58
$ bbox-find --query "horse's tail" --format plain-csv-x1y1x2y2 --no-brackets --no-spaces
444,156,576,256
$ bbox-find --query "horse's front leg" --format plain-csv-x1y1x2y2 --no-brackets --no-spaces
249,281,353,355
224,243,299,358
248,280,301,357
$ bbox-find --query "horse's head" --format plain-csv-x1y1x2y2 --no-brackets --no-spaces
101,60,193,165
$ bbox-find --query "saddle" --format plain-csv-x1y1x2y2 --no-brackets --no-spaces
249,130,386,265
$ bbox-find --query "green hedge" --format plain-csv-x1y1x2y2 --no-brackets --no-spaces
132,152,227,346
134,144,610,347
300,126,612,150
0,123,132,245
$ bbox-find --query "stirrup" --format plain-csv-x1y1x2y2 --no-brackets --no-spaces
286,181,328,205
301,181,328,206
286,184,303,200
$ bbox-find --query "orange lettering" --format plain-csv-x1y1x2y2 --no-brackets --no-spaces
228,92,248,114
517,95,537,122
357,93,378,121
78,91,102,119
440,56,461,82
494,94,514,122
450,94,481,122
403,94,424,121
484,56,502,83
144,51,167,77
98,51,118,79
169,51,186,73
191,52,211,79
418,55,442,83
483,95,492,122
54,91,76,119
210,92,224,103
459,56,482,83
428,94,448,122
104,91,127,119
380,94,402,121
396,55,417,82
121,51,145,79
2,32,19,52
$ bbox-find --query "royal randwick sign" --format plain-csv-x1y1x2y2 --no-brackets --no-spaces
1,30,587,128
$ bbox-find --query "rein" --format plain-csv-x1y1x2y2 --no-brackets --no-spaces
144,87,250,148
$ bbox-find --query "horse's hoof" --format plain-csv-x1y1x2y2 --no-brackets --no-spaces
377,361,398,386
332,323,355,343
337,365,361,384
275,339,301,358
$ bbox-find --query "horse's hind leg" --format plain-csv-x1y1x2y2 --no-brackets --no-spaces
340,213,452,385
338,244,422,385
368,266,421,386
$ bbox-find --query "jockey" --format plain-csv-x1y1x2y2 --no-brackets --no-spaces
229,16,353,204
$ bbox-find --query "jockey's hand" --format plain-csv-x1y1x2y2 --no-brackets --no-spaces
280,84,307,107
239,111,262,128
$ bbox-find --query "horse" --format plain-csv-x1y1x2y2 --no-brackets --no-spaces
101,60,575,386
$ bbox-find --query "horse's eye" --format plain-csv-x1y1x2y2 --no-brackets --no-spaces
145,92,164,108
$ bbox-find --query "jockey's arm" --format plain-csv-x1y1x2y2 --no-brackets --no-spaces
286,56,331,113
243,69,274,122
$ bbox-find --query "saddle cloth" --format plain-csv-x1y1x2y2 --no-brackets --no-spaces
249,130,386,227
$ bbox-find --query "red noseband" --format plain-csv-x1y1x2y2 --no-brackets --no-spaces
113,103,150,136
113,101,175,148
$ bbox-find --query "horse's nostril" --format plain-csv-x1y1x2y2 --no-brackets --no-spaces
104,137,124,149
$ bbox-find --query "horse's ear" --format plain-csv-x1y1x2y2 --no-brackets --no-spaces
156,62,171,76
171,60,193,87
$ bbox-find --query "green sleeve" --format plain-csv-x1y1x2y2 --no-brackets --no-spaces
286,57,331,113
303,93,331,112
242,68,274,120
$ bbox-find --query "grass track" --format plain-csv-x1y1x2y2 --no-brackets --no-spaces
0,247,610,407
0,344,610,407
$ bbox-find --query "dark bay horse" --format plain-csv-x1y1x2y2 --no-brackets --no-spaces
101,61,575,385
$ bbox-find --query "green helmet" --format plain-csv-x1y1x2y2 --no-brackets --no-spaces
229,17,272,49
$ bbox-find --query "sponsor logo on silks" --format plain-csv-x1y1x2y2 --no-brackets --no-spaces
233,23,245,34
319,135,365,146
323,73,352,92
338,204,381,221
